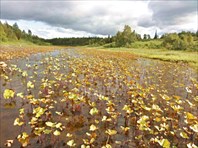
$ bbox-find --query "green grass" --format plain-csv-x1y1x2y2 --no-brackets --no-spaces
0,39,36,45
82,46,198,69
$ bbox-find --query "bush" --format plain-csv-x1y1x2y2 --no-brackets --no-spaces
162,33,194,50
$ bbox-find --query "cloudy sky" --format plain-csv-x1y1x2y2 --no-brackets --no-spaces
1,0,197,39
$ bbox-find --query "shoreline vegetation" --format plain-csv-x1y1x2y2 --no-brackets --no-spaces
0,22,197,69
1,43,197,69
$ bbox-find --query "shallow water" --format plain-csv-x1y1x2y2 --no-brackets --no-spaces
0,48,197,147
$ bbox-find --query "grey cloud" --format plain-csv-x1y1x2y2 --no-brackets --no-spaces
148,1,197,27
1,1,116,35
1,0,197,37
138,17,155,28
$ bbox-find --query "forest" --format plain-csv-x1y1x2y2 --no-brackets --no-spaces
1,22,197,51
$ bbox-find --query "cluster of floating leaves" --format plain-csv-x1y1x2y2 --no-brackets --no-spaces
0,48,198,147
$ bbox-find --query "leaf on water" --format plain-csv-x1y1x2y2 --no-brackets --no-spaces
122,105,133,114
19,108,25,114
90,124,98,131
67,139,76,147
4,140,13,147
3,89,15,99
17,93,24,98
120,126,130,132
43,129,52,134
45,121,55,127
53,130,61,136
152,104,162,112
81,144,91,148
17,132,29,147
190,124,198,133
55,111,63,116
105,129,117,136
33,107,46,118
34,127,45,136
66,133,73,138
187,143,198,148
55,123,63,130
27,81,34,89
102,144,112,148
180,132,189,139
161,94,171,101
185,112,197,120
89,107,99,116
14,118,24,126
137,115,150,131
158,139,170,148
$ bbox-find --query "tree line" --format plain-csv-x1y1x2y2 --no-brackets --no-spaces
0,21,47,45
0,22,197,50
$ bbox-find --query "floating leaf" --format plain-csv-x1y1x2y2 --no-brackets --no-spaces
27,81,34,89
158,139,170,148
17,93,24,98
180,132,189,139
90,124,98,131
89,107,99,116
4,140,13,147
120,126,130,132
105,129,117,136
17,132,29,147
66,133,73,138
45,121,55,127
185,112,197,120
3,89,15,99
122,105,133,114
43,129,52,134
67,139,76,147
55,123,63,130
187,143,198,148
33,107,46,118
102,144,112,148
14,118,24,126
53,130,61,136
190,124,198,133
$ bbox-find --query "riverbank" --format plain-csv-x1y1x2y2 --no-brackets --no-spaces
1,43,197,69
79,46,198,69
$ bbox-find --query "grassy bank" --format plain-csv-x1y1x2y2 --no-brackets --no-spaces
79,46,198,69
1,41,197,69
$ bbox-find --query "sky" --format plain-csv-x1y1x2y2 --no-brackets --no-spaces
0,0,197,39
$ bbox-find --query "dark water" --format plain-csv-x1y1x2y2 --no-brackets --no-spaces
0,49,197,147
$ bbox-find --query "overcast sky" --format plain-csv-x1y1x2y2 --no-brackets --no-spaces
1,0,197,39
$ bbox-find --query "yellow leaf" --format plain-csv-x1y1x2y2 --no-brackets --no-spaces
185,112,197,120
43,129,52,134
102,144,112,148
53,130,61,136
14,118,24,126
187,143,198,148
27,81,34,89
67,139,76,147
180,132,189,139
190,124,198,133
45,121,55,127
120,126,130,132
66,133,73,137
105,129,117,136
3,89,15,99
158,139,170,148
89,107,99,116
90,124,98,131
